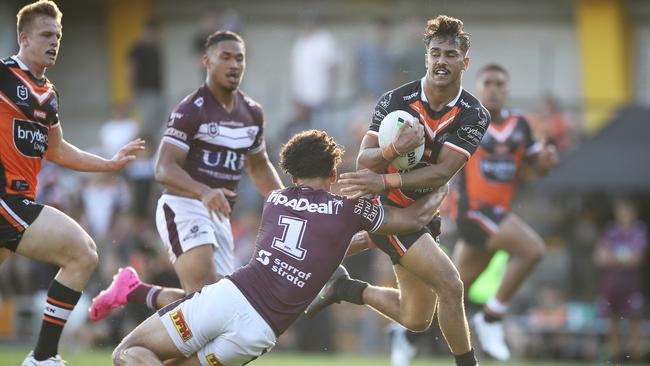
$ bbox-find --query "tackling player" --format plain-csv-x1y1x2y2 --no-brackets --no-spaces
112,130,449,366
0,1,144,365
453,64,557,360
306,15,486,366
90,31,283,319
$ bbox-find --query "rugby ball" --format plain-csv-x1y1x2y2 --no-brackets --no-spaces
378,110,424,171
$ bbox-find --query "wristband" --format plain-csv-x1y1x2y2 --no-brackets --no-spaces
382,173,402,189
381,143,400,161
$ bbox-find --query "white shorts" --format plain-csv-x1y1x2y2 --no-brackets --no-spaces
159,279,277,366
155,194,235,276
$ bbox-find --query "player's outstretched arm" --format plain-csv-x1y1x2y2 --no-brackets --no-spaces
374,183,449,235
45,125,144,172
244,148,283,196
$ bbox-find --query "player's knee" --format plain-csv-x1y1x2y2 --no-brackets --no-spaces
112,344,125,366
72,236,98,273
438,273,464,301
402,316,431,332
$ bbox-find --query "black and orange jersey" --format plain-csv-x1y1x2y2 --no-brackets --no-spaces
0,56,60,199
367,78,490,207
457,110,541,212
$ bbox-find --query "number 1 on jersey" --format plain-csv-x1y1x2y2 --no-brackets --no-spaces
272,215,307,260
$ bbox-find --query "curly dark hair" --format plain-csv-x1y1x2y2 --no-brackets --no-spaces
279,130,344,179
423,15,470,54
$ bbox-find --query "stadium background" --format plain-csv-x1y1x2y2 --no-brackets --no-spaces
1,0,649,364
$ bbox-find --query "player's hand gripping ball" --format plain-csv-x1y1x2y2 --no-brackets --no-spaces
378,110,424,171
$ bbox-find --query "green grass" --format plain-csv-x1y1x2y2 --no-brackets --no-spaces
0,346,628,366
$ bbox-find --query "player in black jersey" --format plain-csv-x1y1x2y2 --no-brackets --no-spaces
307,15,486,366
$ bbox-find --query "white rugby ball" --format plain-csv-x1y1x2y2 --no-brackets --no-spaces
378,110,424,171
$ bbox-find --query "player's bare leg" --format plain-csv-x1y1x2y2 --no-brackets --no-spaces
0,248,11,266
464,213,544,361
113,315,197,366
452,241,494,291
398,234,471,356
17,206,98,362
362,265,436,331
486,214,545,306
173,244,222,294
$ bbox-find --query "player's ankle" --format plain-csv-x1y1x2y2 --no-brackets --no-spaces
454,348,478,366
334,278,368,305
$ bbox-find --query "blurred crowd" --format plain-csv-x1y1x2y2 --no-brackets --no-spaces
1,7,648,364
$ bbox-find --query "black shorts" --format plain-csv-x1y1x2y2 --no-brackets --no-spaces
456,205,507,247
0,195,44,251
371,214,441,265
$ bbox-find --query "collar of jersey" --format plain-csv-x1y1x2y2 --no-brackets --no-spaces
419,77,462,107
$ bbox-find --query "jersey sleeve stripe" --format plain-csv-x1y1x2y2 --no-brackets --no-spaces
248,140,266,155
443,142,471,160
525,142,543,156
161,136,190,151
369,205,385,233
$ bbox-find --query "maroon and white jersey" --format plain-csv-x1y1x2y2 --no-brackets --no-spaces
162,85,265,204
228,186,385,336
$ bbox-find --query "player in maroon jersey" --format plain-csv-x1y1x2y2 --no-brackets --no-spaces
0,2,144,365
111,130,449,366
306,15,485,366
89,31,284,321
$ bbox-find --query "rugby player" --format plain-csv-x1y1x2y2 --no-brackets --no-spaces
0,1,144,365
111,130,449,366
90,31,283,319
306,15,487,366
452,64,557,360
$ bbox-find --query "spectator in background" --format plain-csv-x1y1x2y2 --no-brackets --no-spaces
288,10,339,136
528,95,576,153
128,18,165,142
594,198,647,363
99,103,139,158
355,18,396,99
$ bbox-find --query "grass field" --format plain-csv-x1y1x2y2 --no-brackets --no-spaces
0,347,636,366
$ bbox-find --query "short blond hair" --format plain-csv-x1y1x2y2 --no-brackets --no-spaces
17,0,62,35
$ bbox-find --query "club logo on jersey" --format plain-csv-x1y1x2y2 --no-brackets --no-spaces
477,108,489,128
208,122,219,137
246,128,257,140
17,85,28,101
13,119,48,158
256,249,272,265
50,95,58,110
205,353,223,366
170,309,193,342
379,92,392,110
